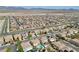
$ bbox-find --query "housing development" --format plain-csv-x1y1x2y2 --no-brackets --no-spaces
0,7,79,52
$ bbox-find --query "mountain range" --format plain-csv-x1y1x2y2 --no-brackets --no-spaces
0,6,78,11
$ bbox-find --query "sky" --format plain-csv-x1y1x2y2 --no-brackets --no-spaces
0,0,79,6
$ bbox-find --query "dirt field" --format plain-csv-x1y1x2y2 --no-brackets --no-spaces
0,10,78,16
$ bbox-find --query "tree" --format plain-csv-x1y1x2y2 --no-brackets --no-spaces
27,32,32,40
6,47,12,52
16,37,24,52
